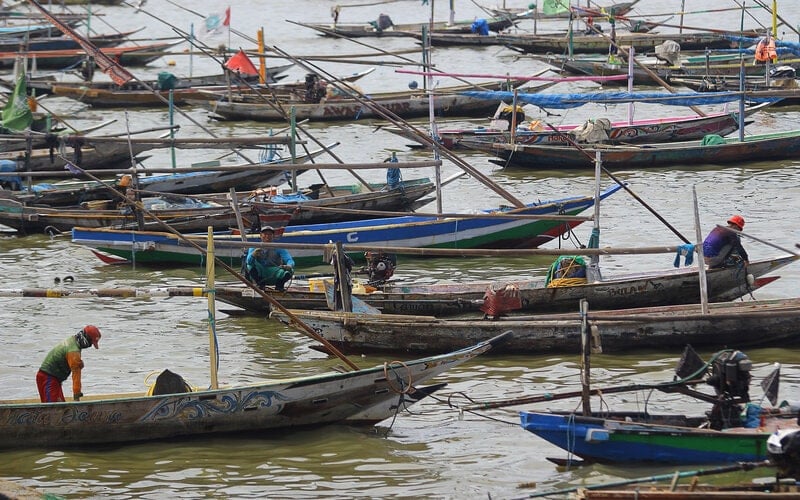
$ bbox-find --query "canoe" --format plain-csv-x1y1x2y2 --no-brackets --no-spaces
186,79,545,122
0,141,156,172
385,108,756,150
272,296,800,355
70,184,622,267
498,30,760,55
0,29,137,52
215,255,796,316
465,129,800,170
0,333,506,449
44,67,376,108
0,41,177,69
0,195,260,234
297,16,518,38
1,143,336,206
488,0,640,20
0,176,435,235
519,410,798,464
251,176,437,225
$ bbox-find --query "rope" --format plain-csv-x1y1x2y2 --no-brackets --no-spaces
384,360,413,394
547,277,588,288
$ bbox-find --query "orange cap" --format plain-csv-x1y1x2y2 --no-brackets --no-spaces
82,325,101,349
727,215,745,230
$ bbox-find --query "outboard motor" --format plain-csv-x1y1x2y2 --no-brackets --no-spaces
767,428,800,479
705,350,753,430
362,251,396,286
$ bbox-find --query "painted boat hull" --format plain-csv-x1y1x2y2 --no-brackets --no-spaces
0,335,503,449
470,130,800,169
71,185,621,267
187,79,534,122
519,411,785,464
388,111,747,150
216,256,796,316
275,296,800,355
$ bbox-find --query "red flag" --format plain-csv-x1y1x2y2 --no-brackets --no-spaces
26,0,134,86
224,49,258,76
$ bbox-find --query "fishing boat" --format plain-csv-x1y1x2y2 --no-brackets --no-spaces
0,41,178,69
215,254,794,316
486,0,640,20
384,106,760,150
465,129,800,170
250,176,438,225
0,195,261,234
0,327,507,449
498,30,760,55
0,141,156,172
272,296,800,355
520,408,799,465
44,67,375,108
70,184,621,267
296,15,521,39
1,143,336,206
186,79,546,122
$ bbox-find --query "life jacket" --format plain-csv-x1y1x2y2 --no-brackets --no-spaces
754,37,777,63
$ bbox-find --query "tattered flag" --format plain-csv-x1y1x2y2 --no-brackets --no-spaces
761,363,781,406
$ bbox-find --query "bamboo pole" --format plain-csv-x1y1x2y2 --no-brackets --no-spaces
692,186,710,315
206,226,219,389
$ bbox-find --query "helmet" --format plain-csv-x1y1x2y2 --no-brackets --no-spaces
81,325,102,349
727,215,745,230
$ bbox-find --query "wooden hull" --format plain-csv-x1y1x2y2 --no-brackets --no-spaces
0,42,175,69
0,142,155,172
0,336,501,449
5,144,334,206
498,31,757,55
388,111,747,149
0,198,258,234
216,256,796,316
520,411,796,464
301,17,515,38
275,296,800,355
469,130,800,169
254,178,436,225
187,79,533,122
70,185,621,267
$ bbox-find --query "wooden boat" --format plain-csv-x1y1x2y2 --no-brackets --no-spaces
0,195,265,234
186,79,544,122
70,184,622,267
0,41,177,69
0,29,137,52
498,30,759,55
519,409,798,465
550,55,800,85
297,15,519,38
487,0,640,20
215,255,795,316
1,143,336,206
251,176,437,225
272,296,800,355
0,141,156,172
385,108,756,150
0,177,436,235
0,333,506,449
44,67,375,108
465,129,800,170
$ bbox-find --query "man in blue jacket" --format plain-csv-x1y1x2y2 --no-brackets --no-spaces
245,226,295,291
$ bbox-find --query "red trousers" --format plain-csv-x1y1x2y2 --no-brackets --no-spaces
36,370,65,403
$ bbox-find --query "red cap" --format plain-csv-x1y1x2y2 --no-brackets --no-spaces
83,325,101,349
727,215,745,230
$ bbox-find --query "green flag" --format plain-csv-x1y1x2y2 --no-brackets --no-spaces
542,0,570,15
2,74,33,132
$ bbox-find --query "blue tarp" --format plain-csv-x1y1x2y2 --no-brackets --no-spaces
460,90,782,109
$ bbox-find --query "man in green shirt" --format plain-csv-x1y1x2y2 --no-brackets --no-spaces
36,325,101,403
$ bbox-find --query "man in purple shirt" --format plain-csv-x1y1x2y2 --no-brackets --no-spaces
702,215,749,268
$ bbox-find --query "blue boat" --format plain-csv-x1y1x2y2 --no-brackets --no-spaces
71,184,622,267
519,411,791,464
